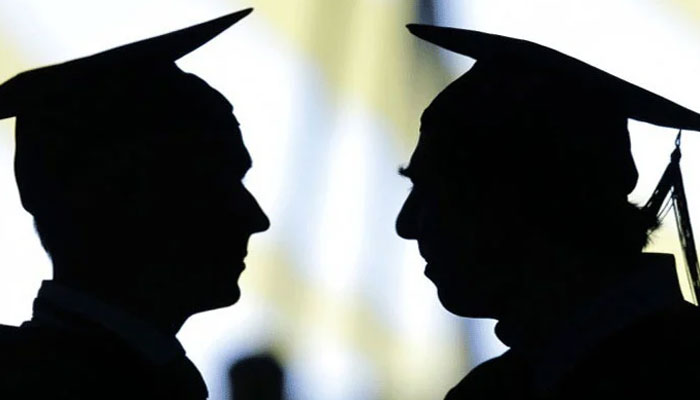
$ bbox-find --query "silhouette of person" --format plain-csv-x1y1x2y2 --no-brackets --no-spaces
0,9,269,399
397,25,700,399
229,353,285,400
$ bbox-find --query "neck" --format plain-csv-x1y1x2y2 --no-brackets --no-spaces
52,274,190,336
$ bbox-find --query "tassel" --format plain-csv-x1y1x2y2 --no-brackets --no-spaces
644,131,700,303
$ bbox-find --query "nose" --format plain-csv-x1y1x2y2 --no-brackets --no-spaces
396,190,420,240
243,187,270,234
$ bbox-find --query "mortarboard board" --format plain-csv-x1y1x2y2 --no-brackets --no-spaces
407,24,700,302
407,24,700,131
0,9,253,219
0,8,253,119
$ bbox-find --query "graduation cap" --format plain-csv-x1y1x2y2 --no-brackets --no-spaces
408,25,700,130
0,8,253,119
0,9,252,220
407,24,700,301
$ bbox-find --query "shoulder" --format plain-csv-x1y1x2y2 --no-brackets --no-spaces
0,323,23,338
596,301,700,361
0,325,23,370
0,325,158,399
0,324,63,397
560,301,700,396
0,324,39,363
0,323,80,361
0,324,21,343
445,352,527,400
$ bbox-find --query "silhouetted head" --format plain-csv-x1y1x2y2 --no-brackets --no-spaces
0,9,268,317
397,25,700,318
229,353,284,400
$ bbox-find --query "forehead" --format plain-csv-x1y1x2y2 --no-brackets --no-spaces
174,111,252,176
211,122,252,171
128,72,251,171
407,66,632,185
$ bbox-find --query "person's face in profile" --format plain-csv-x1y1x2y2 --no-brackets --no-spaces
396,125,526,319
139,99,270,312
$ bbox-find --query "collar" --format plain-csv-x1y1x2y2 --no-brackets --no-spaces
530,253,686,395
24,280,186,365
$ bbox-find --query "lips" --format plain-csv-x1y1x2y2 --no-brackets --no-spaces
424,261,442,277
424,263,434,278
418,242,434,263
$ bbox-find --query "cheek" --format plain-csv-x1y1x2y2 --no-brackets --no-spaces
430,192,523,270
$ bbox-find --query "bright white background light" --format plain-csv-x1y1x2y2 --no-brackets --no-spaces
0,2,699,400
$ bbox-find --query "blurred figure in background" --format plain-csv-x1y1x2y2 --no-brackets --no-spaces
229,353,285,400
397,25,700,399
0,9,268,399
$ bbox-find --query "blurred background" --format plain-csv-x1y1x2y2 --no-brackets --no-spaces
1,1,699,399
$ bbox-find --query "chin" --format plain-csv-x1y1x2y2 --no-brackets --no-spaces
437,289,476,317
427,256,506,318
204,260,245,306
434,283,499,319
211,285,242,309
190,284,241,315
